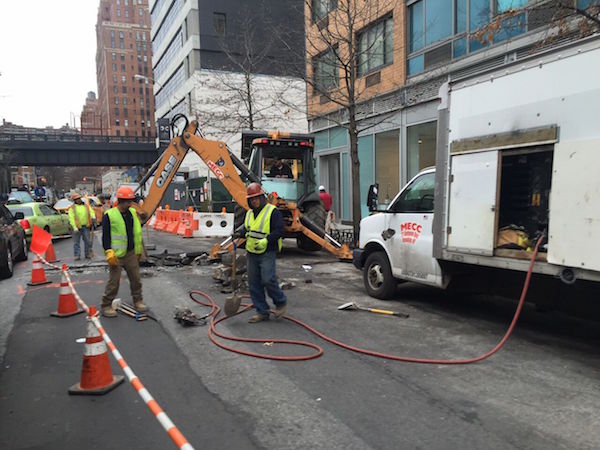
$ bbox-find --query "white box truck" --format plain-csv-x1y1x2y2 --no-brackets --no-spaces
354,37,600,301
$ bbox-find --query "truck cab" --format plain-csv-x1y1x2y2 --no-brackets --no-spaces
354,167,445,298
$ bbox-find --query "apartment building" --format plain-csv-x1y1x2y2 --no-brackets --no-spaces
95,0,155,138
149,0,307,172
307,0,598,222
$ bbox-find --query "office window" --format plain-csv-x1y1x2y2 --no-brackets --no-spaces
139,8,143,16
358,16,394,76
213,13,226,35
123,98,128,106
113,86,118,94
114,97,119,105
312,0,336,21
407,0,534,76
375,130,400,203
119,31,124,39
314,49,338,92
116,119,120,126
121,64,126,71
121,75,126,83
117,9,121,17
125,10,129,18
111,52,116,60
115,108,120,116
407,121,437,179
113,74,118,83
112,63,117,71
110,30,115,38
122,86,127,93
120,53,125,61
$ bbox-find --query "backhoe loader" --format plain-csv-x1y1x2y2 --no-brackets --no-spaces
134,115,352,261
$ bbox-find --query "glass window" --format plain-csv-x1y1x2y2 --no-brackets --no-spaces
453,37,467,57
455,0,467,33
497,0,526,12
111,52,116,60
470,0,490,31
375,130,400,204
407,55,424,76
409,1,424,52
358,17,394,76
425,0,452,46
7,206,33,217
494,13,526,42
390,172,435,213
407,121,437,179
312,0,336,21
314,49,338,92
213,13,226,35
40,205,58,216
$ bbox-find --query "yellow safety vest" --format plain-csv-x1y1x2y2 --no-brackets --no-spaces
68,203,93,229
244,203,282,254
106,207,143,257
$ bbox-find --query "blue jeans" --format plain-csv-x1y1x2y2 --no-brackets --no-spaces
246,251,286,317
73,227,92,258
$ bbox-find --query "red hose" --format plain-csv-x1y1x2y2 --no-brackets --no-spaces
189,237,543,364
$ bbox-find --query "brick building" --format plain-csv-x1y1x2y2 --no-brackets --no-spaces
306,0,599,223
95,0,155,138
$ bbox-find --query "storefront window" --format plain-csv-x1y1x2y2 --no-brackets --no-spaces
407,121,437,180
375,129,400,205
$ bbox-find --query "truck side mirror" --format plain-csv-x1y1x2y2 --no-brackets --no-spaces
367,183,379,212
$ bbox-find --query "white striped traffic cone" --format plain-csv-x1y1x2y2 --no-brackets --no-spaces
51,265,84,317
68,306,124,395
27,257,51,286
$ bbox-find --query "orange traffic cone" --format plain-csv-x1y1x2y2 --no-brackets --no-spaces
27,257,51,286
69,306,124,395
45,242,60,263
51,265,84,318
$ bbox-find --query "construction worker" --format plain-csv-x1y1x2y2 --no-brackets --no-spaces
241,182,287,323
68,192,95,260
100,186,147,318
319,185,333,212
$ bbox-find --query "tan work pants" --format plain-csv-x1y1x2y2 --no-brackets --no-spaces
101,250,143,307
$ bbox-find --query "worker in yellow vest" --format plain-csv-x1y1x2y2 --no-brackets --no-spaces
68,192,95,260
241,182,287,323
99,186,147,318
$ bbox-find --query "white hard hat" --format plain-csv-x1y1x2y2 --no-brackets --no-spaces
319,185,325,191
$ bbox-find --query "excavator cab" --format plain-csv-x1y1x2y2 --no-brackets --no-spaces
246,133,317,204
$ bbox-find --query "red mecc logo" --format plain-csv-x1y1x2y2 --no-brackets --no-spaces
400,222,422,244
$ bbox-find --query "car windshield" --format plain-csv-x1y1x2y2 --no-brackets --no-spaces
7,191,34,203
54,199,72,209
7,205,34,217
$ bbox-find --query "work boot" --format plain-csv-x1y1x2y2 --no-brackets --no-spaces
273,303,287,318
101,305,118,318
134,300,149,312
248,314,269,323
75,256,81,261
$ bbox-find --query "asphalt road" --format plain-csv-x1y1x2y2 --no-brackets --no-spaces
1,229,599,449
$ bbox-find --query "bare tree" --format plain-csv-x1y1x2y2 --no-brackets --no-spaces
279,0,400,241
192,4,306,146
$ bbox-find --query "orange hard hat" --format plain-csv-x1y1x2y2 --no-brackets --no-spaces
116,186,135,200
246,182,264,199
71,192,82,200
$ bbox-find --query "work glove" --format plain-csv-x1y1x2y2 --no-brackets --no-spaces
255,238,268,252
105,249,118,267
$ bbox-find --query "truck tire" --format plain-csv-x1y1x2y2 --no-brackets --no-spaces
297,201,326,252
363,251,396,299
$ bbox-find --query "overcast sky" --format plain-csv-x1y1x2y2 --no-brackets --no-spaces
0,1,99,129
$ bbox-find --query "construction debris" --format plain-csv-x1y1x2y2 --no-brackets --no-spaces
173,306,207,326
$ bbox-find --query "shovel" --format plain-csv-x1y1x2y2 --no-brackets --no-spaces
338,301,409,318
224,238,242,316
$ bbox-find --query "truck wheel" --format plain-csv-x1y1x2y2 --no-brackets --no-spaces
297,201,326,251
363,251,396,299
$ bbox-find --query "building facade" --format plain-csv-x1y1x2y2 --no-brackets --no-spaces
95,0,156,138
307,0,599,223
80,92,103,136
149,0,307,172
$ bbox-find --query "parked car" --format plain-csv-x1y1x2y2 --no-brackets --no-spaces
54,195,104,224
6,202,72,244
0,204,28,278
6,191,34,204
